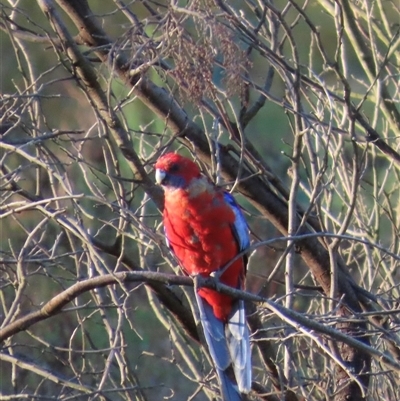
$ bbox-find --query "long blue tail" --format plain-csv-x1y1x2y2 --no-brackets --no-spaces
226,299,252,392
196,293,251,400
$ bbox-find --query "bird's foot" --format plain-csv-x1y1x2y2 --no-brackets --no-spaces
209,271,222,292
192,273,222,293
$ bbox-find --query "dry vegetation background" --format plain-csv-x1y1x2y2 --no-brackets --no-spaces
0,0,400,400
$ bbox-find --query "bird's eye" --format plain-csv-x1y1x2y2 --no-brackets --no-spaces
169,163,179,173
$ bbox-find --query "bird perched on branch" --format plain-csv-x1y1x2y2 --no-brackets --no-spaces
155,152,251,401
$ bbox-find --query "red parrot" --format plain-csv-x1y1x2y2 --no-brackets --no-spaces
155,152,251,401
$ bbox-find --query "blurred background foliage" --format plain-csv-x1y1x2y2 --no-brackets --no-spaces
1,0,400,400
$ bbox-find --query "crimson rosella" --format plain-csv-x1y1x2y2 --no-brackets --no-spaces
155,152,251,401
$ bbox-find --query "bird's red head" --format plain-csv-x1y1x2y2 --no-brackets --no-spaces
155,152,201,189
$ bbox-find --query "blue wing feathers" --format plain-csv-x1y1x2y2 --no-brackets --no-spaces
223,192,250,252
223,192,252,393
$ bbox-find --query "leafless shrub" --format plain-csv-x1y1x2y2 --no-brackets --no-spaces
1,1,400,400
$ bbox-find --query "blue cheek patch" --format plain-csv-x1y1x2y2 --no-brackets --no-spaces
165,174,186,188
